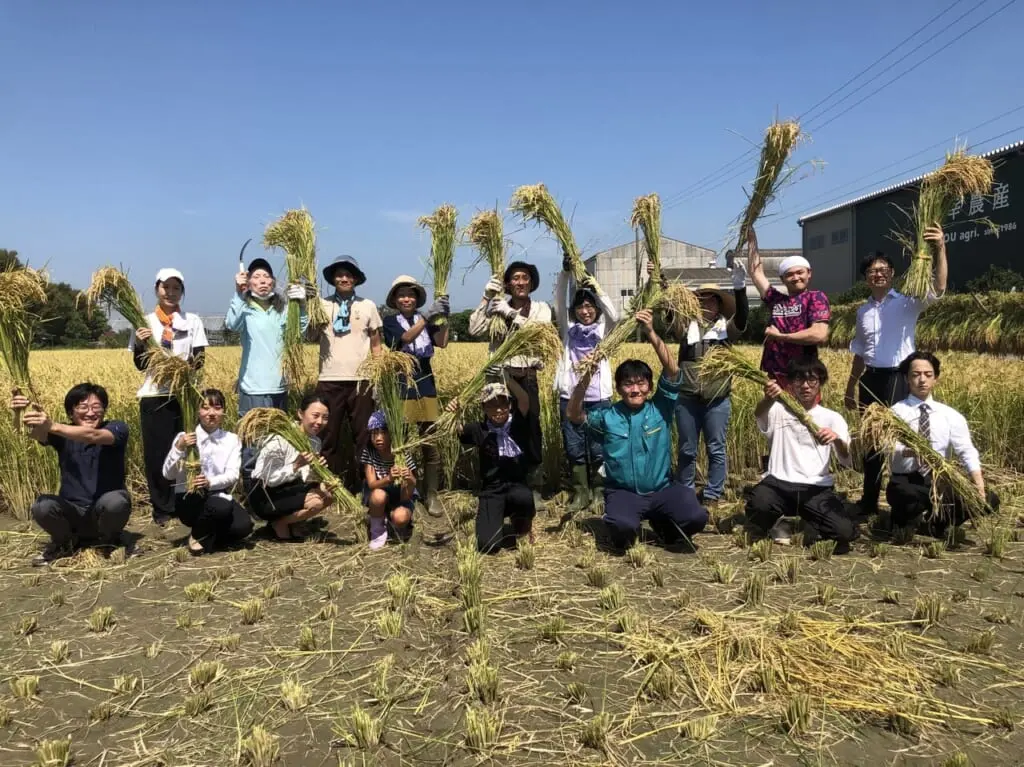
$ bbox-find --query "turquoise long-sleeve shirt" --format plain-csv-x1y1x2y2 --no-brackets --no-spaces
225,293,309,395
586,373,681,495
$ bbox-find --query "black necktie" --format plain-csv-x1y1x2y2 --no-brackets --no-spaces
917,403,930,476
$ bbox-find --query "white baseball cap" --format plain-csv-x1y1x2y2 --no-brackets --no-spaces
155,268,185,286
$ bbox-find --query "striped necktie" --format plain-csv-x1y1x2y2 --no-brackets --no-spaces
917,403,931,476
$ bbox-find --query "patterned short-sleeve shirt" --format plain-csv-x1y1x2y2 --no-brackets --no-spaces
759,287,830,379
360,446,417,481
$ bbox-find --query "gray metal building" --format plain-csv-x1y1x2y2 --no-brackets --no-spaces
798,139,1024,295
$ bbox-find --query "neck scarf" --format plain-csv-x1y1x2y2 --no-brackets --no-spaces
486,418,522,458
155,305,182,349
397,313,434,358
331,293,356,335
686,317,728,346
567,322,603,400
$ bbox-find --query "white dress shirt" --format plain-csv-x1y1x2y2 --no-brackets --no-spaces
757,402,851,487
469,297,553,369
252,433,323,488
890,395,981,474
849,289,936,368
162,427,241,498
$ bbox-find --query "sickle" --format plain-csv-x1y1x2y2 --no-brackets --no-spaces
238,238,252,272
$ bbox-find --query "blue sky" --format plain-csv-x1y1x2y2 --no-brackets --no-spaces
3,0,1023,315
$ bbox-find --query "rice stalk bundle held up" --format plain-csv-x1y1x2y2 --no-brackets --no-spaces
418,204,459,326
510,183,598,290
699,345,821,434
631,193,663,305
900,149,995,300
465,209,510,343
237,407,360,516
263,208,329,387
0,263,48,431
858,403,990,520
432,323,561,441
733,120,802,252
357,349,421,472
81,266,153,352
147,353,205,494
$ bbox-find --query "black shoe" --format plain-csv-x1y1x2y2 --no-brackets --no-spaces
31,541,74,567
153,513,172,528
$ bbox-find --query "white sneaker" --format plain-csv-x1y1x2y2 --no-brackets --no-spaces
369,518,388,551
769,519,795,545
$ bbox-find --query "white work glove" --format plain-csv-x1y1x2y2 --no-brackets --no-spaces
510,314,527,329
730,259,747,290
486,298,518,320
483,277,504,300
286,284,307,301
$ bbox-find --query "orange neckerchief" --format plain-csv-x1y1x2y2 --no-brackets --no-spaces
154,304,180,348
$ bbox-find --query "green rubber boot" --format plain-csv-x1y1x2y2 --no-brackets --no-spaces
567,465,591,514
588,466,605,514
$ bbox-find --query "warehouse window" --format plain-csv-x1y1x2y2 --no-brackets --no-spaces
808,234,825,250
831,228,849,245
620,289,635,298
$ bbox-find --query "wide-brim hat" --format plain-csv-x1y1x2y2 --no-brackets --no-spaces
386,275,427,310
503,261,540,293
693,284,736,318
322,256,367,286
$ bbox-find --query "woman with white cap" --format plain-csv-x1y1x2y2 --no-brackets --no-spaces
469,260,553,507
129,268,209,526
381,275,450,516
311,256,382,488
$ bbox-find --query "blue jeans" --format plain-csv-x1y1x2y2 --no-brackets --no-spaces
674,396,731,501
238,391,288,417
559,397,609,467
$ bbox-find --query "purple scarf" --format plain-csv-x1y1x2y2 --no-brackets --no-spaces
486,418,522,458
567,322,603,400
397,313,433,358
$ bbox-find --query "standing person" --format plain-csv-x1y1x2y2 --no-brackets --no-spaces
674,261,749,505
129,269,208,526
886,351,998,538
13,384,132,566
250,393,335,540
745,359,858,553
554,255,618,513
747,229,830,388
844,226,948,517
569,310,708,552
381,275,449,517
162,388,252,555
361,411,416,550
311,256,382,489
226,257,309,416
449,377,539,553
469,260,553,507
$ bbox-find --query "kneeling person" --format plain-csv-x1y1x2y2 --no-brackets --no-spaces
570,309,708,550
162,389,253,555
362,410,415,551
886,351,998,536
14,383,132,566
746,359,857,552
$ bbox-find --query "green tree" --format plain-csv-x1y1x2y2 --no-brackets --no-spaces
448,309,472,342
964,265,1024,293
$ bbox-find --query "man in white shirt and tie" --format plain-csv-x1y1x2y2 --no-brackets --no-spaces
886,351,999,537
844,225,948,517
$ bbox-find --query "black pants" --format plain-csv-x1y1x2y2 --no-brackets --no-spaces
140,396,183,519
476,483,535,554
314,380,375,489
858,366,908,511
746,476,857,544
886,472,999,531
174,493,253,547
507,369,542,482
31,491,132,548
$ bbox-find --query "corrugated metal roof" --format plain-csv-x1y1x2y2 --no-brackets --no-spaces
584,235,714,263
797,139,1024,224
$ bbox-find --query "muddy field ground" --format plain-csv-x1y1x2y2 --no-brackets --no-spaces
2,467,1024,767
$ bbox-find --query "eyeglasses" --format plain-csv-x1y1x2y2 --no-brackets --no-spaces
865,267,891,276
73,403,105,413
792,376,821,386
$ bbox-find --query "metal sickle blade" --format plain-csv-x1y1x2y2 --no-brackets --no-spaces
239,238,252,261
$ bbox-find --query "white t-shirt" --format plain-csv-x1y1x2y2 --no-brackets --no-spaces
128,311,209,398
757,402,851,487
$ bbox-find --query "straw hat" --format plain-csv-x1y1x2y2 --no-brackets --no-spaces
693,284,736,318
386,275,427,310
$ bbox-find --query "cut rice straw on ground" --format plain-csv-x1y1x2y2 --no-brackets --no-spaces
859,402,990,520
237,407,360,516
465,209,509,343
80,267,153,351
898,148,995,300
146,353,204,494
357,348,425,470
699,345,820,434
418,204,459,325
733,121,802,252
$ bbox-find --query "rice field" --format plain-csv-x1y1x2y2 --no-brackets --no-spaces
1,344,1024,765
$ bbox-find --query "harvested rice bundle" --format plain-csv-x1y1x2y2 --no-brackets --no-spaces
357,348,423,471
899,149,995,300
858,403,991,520
147,353,204,494
699,345,821,434
631,193,664,305
418,204,459,326
81,266,153,352
465,209,510,342
263,208,330,387
237,407,360,516
733,121,803,252
510,183,599,291
0,264,48,431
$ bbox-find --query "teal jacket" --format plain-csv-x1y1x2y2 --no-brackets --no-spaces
225,293,309,395
586,373,680,495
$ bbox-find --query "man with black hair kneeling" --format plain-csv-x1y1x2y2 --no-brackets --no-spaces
568,309,707,551
745,358,858,553
12,383,133,566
